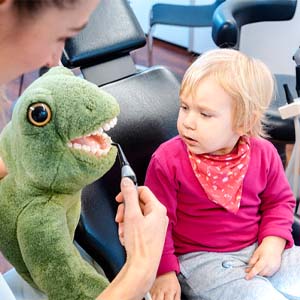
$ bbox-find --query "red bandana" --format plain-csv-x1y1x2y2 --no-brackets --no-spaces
188,136,250,214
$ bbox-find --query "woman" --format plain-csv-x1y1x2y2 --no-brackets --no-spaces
0,1,168,299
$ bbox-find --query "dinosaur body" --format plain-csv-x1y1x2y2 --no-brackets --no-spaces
0,67,120,300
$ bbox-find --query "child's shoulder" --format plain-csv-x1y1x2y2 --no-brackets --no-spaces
250,136,273,147
249,136,278,156
156,135,184,151
153,135,185,156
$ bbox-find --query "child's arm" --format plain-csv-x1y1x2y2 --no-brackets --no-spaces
258,142,296,248
145,154,180,275
245,236,286,280
150,271,181,300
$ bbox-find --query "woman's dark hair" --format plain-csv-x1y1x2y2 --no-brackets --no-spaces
13,0,79,15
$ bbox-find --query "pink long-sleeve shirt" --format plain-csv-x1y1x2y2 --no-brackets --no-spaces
145,136,295,276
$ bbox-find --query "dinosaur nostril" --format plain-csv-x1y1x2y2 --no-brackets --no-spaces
86,99,96,111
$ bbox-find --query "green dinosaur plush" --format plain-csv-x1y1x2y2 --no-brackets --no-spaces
0,66,120,300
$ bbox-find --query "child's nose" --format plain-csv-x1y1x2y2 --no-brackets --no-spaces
183,113,196,130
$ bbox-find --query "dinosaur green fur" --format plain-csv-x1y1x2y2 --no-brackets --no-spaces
0,66,120,300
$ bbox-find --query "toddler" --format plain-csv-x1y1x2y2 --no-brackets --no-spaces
145,49,300,300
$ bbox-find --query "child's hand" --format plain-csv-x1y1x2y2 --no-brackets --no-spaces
150,271,181,300
245,236,286,280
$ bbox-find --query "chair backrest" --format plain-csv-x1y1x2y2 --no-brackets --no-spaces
212,0,297,49
150,0,225,28
62,0,146,86
63,0,181,281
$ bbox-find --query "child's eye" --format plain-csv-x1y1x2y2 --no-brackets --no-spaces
200,112,212,118
180,104,188,110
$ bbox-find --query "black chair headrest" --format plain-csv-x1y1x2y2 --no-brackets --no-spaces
62,0,146,68
212,0,297,48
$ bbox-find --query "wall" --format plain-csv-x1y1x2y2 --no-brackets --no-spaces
240,2,300,76
129,0,300,76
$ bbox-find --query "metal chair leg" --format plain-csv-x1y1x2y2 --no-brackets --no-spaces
147,26,154,67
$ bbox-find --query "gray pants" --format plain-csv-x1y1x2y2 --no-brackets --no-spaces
178,243,300,300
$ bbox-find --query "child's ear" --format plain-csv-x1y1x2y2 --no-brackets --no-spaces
236,112,259,136
236,128,245,136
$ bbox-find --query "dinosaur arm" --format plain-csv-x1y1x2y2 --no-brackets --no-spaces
17,198,108,300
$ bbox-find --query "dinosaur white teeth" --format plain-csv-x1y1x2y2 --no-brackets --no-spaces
102,132,109,139
109,117,117,128
68,132,112,158
102,116,118,132
82,145,90,152
91,146,98,154
89,117,117,136
67,116,117,158
91,130,99,136
67,142,112,158
73,143,82,150
103,123,111,131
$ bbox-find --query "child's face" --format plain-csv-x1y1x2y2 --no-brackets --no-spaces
177,76,241,155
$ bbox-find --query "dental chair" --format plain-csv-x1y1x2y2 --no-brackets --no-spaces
62,0,180,282
211,0,297,165
62,0,300,295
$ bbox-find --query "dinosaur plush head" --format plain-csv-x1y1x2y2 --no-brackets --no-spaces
0,66,119,193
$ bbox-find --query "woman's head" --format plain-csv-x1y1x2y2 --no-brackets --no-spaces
12,0,80,15
180,48,275,137
0,0,99,84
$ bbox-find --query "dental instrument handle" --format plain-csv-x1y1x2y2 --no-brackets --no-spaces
121,165,138,186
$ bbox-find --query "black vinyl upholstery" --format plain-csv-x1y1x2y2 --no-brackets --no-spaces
76,67,180,281
63,0,181,281
62,0,145,69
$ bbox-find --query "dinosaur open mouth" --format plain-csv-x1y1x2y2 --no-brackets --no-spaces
67,117,117,157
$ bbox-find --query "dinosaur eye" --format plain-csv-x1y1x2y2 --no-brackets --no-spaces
28,103,52,127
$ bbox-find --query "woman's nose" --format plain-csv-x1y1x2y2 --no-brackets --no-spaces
45,47,63,68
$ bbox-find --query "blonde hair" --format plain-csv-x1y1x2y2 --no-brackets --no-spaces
180,49,275,137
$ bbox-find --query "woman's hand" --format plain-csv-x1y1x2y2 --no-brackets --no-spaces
116,178,168,276
0,157,7,179
98,178,168,300
245,236,286,280
150,272,181,300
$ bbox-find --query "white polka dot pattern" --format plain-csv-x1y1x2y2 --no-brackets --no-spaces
188,136,250,214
